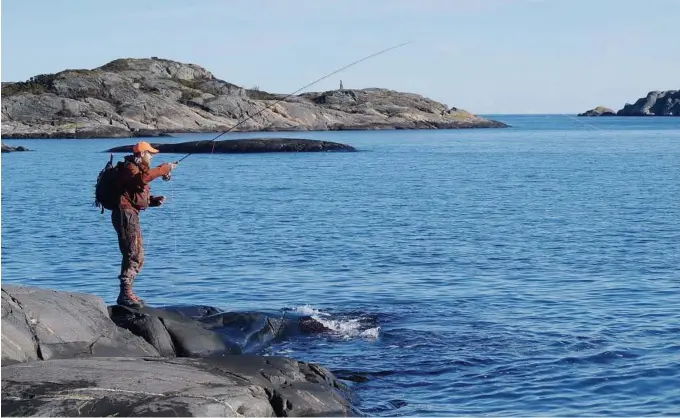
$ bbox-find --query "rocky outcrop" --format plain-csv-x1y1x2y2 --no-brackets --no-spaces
109,304,334,358
1,285,160,365
106,138,356,154
1,57,508,139
1,284,356,416
616,90,680,116
578,106,616,116
1,143,31,152
579,90,680,117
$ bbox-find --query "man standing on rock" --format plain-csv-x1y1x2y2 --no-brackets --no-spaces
112,141,176,308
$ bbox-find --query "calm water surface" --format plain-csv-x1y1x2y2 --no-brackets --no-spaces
2,115,680,415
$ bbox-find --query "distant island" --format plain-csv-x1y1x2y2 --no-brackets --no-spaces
106,138,356,153
0,57,508,139
579,90,679,116
577,106,617,117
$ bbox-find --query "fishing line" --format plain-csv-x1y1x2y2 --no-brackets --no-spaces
165,41,412,303
176,41,413,163
560,112,603,131
169,180,179,266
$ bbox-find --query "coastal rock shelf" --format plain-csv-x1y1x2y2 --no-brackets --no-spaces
1,57,508,139
106,138,357,153
1,284,358,417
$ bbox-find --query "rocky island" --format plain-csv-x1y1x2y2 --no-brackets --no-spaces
579,90,679,116
106,138,356,154
1,284,359,416
577,106,616,117
1,57,508,139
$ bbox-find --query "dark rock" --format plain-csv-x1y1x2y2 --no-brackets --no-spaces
109,304,332,357
1,57,509,139
578,106,617,116
159,304,224,318
616,90,680,116
1,143,31,153
109,305,243,357
106,138,357,153
1,285,160,365
196,310,333,353
106,305,177,357
1,356,358,417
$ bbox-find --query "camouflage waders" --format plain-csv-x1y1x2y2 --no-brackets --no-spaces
111,208,146,308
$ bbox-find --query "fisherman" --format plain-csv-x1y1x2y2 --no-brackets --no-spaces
112,141,176,308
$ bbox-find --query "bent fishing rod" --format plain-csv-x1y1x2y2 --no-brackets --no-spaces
175,41,413,163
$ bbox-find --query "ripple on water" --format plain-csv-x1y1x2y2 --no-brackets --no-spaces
2,121,680,415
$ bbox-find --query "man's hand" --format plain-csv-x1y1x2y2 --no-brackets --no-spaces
150,196,165,207
161,161,177,181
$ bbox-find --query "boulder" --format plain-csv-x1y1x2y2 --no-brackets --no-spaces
105,138,356,154
1,285,159,365
1,356,358,417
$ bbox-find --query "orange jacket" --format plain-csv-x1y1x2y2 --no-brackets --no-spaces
118,155,171,211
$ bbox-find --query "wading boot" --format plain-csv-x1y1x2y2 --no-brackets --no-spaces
130,276,147,306
117,278,146,309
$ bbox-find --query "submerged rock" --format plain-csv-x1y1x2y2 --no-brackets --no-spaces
1,57,509,139
577,106,616,116
105,138,356,153
109,304,333,357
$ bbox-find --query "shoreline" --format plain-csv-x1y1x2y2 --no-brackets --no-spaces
1,283,359,416
0,121,509,140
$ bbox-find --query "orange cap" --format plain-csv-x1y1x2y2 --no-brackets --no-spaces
133,141,159,154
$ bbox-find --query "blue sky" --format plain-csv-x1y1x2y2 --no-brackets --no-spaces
2,0,678,113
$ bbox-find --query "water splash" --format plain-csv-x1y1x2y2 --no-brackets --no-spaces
294,304,380,339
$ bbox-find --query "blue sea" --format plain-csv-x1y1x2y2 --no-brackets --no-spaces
2,115,680,416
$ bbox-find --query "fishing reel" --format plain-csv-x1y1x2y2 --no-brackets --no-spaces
162,161,178,181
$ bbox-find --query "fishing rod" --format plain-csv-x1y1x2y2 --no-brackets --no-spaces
176,41,413,163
